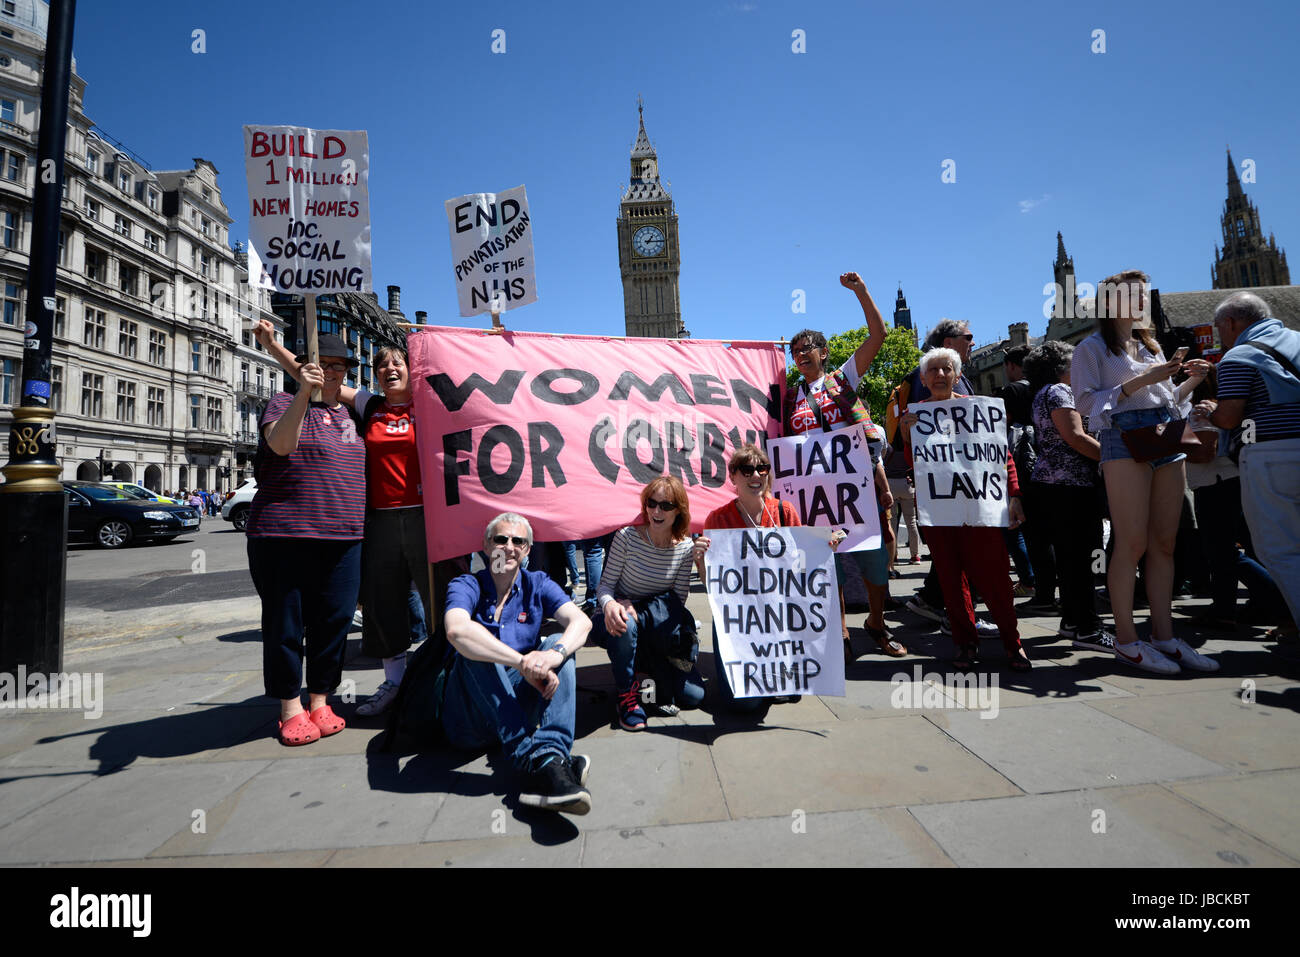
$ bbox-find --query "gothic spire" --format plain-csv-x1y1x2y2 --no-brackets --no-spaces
631,96,655,158
1226,147,1244,199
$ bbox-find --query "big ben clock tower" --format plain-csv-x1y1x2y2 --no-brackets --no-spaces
618,98,686,338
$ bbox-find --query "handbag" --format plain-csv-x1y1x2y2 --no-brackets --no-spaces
1120,413,1204,463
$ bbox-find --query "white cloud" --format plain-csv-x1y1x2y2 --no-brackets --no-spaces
1018,194,1050,214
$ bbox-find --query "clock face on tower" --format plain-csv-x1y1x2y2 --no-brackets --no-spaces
633,225,665,257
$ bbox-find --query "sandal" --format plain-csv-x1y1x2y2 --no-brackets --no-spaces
1007,648,1033,672
278,711,321,747
867,625,907,657
952,646,978,673
308,704,346,737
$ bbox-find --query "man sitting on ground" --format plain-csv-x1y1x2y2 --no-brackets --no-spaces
442,512,594,814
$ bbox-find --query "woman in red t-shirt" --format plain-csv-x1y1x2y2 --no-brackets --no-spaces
699,444,802,717
255,320,464,717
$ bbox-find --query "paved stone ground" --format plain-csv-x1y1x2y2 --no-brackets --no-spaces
4,561,1298,867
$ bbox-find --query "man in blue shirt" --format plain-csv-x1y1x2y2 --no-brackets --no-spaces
1203,292,1300,630
443,512,594,814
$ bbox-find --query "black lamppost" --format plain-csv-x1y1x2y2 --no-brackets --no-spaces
1,1,77,674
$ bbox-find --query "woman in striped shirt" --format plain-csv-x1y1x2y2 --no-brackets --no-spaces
247,333,366,746
1070,269,1217,676
592,476,711,731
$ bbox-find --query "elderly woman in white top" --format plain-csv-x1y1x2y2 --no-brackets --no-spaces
1070,269,1217,675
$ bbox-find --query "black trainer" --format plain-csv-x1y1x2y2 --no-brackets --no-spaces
520,755,591,815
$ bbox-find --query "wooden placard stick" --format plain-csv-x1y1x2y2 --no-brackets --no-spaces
488,299,506,335
305,293,322,401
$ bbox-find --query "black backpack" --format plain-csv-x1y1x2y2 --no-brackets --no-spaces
380,634,452,752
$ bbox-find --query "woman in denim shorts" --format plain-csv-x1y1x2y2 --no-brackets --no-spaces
1071,269,1218,676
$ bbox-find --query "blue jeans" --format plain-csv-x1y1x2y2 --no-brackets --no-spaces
440,633,575,772
1238,438,1300,625
590,609,706,708
1100,408,1186,467
564,537,606,607
408,585,429,645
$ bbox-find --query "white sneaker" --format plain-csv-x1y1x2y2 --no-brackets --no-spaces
1152,637,1220,672
350,608,364,631
1114,640,1181,675
356,679,400,716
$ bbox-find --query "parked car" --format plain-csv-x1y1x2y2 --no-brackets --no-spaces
106,482,183,505
64,482,202,549
222,478,258,532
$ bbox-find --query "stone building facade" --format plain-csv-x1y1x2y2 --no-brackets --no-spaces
1212,150,1289,290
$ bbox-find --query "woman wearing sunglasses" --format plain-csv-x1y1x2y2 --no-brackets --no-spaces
701,444,802,718
591,476,711,731
255,319,467,720
246,333,366,745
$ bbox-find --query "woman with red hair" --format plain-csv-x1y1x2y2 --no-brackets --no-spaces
590,476,711,731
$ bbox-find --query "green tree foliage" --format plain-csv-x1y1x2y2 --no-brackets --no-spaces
786,326,922,422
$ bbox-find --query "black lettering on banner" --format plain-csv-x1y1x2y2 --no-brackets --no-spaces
771,442,793,479
427,370,524,412
528,422,566,488
588,416,620,483
724,604,745,632
731,379,781,419
698,423,727,487
689,373,729,406
443,429,472,506
726,425,763,453
622,418,664,483
828,433,854,474
913,408,935,436
665,420,698,486
608,372,693,404
477,425,525,494
530,368,599,406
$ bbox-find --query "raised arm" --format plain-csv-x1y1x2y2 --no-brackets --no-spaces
839,272,888,379
253,318,359,409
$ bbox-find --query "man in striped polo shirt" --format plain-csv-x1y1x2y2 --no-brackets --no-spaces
1202,292,1300,628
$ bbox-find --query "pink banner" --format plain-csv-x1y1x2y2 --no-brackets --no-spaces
410,327,786,562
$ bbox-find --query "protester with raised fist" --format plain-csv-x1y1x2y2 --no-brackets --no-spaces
783,271,901,662
590,476,710,730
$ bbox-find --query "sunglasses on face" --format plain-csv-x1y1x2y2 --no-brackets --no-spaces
492,535,528,546
790,345,819,357
646,499,679,512
735,464,770,477
319,362,349,372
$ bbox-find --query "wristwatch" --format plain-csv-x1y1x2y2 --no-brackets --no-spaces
551,642,568,662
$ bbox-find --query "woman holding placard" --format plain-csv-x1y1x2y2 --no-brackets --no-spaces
701,444,803,718
590,476,711,731
254,319,466,719
246,334,365,745
900,348,1031,672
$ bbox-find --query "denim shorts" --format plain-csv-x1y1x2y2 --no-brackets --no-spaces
1099,407,1186,468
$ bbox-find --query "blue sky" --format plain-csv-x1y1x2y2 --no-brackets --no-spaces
72,0,1300,352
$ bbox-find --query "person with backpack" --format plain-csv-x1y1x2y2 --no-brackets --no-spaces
1201,291,1300,632
254,320,467,719
783,271,902,661
442,513,594,814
